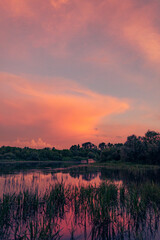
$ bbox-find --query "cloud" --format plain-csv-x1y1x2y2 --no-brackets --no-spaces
1,0,160,79
16,138,52,149
0,0,34,18
0,0,160,66
0,72,129,147
0,0,160,147
122,3,160,65
50,0,69,9
0,138,52,149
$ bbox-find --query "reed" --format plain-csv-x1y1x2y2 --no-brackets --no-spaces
1,181,160,239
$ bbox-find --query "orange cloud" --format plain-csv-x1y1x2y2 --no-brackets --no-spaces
1,0,160,67
50,0,69,9
0,0,160,148
0,72,129,147
0,0,33,18
122,4,160,65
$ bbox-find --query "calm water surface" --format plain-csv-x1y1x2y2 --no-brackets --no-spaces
1,162,160,240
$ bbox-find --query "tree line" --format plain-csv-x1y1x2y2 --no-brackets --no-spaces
0,130,160,164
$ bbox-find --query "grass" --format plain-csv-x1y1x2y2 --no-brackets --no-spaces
92,160,160,169
1,181,160,239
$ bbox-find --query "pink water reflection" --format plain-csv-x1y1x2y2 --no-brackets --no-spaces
0,170,122,197
0,170,124,239
0,169,159,239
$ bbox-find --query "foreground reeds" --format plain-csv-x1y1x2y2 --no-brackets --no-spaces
0,182,160,240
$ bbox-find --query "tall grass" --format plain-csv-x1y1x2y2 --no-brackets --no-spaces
1,181,160,239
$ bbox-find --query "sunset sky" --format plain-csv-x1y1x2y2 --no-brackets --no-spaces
0,0,160,148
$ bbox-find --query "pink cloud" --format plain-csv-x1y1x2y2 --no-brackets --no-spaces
0,72,129,147
0,0,160,147
1,0,160,68
0,138,52,149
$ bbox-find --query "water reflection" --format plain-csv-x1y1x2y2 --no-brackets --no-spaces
1,181,160,240
1,163,160,239
0,171,102,198
0,166,132,197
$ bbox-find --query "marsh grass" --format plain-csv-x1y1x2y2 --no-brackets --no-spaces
1,181,160,239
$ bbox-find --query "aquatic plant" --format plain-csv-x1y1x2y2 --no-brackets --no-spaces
1,181,160,239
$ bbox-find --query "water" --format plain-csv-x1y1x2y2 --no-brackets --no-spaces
1,162,160,240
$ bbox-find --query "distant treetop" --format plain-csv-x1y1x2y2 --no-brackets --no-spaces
145,130,160,138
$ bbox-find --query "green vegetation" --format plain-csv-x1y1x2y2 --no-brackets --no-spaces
1,181,160,239
0,130,160,165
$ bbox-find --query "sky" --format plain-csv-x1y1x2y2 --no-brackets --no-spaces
0,0,160,149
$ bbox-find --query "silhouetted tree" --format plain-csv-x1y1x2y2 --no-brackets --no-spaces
82,142,97,150
99,142,106,150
